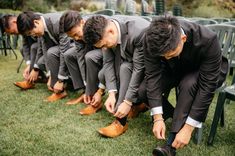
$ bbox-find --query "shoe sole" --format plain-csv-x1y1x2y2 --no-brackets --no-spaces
13,83,34,90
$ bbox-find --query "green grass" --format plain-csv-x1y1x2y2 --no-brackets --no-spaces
0,51,235,156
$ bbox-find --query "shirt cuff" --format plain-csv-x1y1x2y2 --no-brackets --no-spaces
109,89,117,93
83,81,86,86
26,60,31,65
98,83,106,89
34,64,39,69
150,106,163,116
46,71,51,77
58,74,68,80
186,116,202,128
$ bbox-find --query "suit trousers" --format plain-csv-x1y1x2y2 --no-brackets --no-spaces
29,42,39,71
138,71,199,133
115,62,133,111
47,46,72,87
85,49,103,95
64,46,84,90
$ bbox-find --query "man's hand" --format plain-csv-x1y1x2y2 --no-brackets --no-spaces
152,114,166,140
91,92,102,107
104,91,116,114
53,81,64,93
114,100,132,118
47,76,53,90
28,69,39,83
23,65,30,80
84,94,92,105
172,123,195,149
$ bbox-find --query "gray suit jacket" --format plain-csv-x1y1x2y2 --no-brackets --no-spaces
34,13,71,78
103,15,150,103
22,35,37,63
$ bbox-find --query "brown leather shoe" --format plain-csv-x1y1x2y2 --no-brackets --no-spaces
14,81,34,90
45,91,67,102
98,120,128,138
127,103,148,119
66,94,84,105
79,104,102,115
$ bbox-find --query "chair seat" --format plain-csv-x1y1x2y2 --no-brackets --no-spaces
224,85,235,95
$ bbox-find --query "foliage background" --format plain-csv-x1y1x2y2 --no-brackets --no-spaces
0,0,234,17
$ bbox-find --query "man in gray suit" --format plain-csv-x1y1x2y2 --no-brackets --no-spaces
59,11,105,115
0,14,46,89
83,15,149,137
17,11,73,102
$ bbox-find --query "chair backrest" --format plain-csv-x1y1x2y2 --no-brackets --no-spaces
211,18,230,24
194,19,218,25
141,0,150,16
155,0,165,15
222,21,235,26
141,16,152,22
105,0,117,10
125,0,136,15
93,9,115,16
172,4,182,16
206,24,235,67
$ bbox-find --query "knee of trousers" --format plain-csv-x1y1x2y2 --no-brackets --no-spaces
178,74,198,95
47,47,59,59
30,43,38,52
98,68,105,85
64,51,74,63
120,62,132,73
85,49,101,63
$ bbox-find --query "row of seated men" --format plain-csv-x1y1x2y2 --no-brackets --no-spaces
0,11,228,156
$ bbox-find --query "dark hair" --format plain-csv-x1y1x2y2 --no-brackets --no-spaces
145,15,181,56
59,11,82,33
0,14,16,33
83,15,108,45
17,11,40,35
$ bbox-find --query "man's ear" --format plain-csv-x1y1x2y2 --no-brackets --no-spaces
108,28,115,35
80,19,85,26
33,19,40,26
181,34,187,43
12,19,17,24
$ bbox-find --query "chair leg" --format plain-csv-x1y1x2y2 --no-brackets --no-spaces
17,58,24,73
207,92,226,145
194,126,203,145
220,107,225,127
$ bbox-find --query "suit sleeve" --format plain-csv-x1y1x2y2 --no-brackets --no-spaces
22,36,31,63
144,38,163,109
124,33,145,103
34,37,44,69
58,33,71,80
189,37,222,122
76,42,86,83
103,48,117,91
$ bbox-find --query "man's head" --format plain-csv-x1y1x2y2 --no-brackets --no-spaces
83,15,119,48
145,15,187,60
0,14,18,34
60,11,84,41
17,11,44,37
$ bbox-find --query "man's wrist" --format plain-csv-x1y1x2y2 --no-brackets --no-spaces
109,91,116,97
184,123,195,133
153,114,163,120
58,79,64,83
97,88,104,96
123,99,132,107
33,68,39,72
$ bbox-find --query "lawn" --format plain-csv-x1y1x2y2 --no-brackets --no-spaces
0,51,234,156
